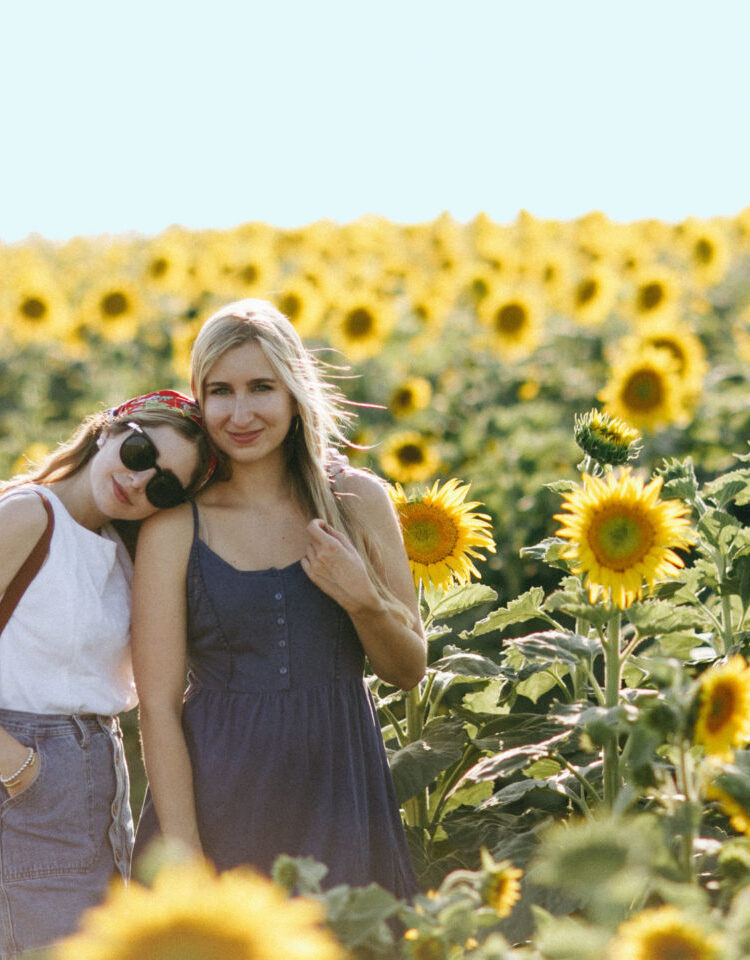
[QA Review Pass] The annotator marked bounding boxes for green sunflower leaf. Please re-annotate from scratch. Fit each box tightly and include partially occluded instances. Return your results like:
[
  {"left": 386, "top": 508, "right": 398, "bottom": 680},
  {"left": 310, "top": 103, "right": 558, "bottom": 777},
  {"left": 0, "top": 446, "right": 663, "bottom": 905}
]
[
  {"left": 702, "top": 469, "right": 750, "bottom": 508},
  {"left": 625, "top": 600, "right": 711, "bottom": 636},
  {"left": 389, "top": 716, "right": 468, "bottom": 802},
  {"left": 464, "top": 586, "right": 547, "bottom": 639}
]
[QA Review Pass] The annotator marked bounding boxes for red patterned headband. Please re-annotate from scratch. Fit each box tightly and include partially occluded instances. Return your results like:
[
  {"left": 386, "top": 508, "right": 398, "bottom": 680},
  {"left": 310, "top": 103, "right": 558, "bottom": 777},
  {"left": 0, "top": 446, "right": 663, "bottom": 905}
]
[
  {"left": 107, "top": 390, "right": 217, "bottom": 490},
  {"left": 108, "top": 389, "right": 204, "bottom": 426}
]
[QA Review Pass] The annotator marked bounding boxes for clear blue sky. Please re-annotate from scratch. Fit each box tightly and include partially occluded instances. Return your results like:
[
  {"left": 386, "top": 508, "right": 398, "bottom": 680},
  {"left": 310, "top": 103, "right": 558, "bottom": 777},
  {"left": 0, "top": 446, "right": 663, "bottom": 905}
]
[{"left": 1, "top": 0, "right": 748, "bottom": 243}]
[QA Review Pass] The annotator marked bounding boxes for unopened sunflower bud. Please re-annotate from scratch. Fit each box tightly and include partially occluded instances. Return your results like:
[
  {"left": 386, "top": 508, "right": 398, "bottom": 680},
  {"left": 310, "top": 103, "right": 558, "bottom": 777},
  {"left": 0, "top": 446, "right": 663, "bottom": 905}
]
[{"left": 574, "top": 409, "right": 641, "bottom": 467}]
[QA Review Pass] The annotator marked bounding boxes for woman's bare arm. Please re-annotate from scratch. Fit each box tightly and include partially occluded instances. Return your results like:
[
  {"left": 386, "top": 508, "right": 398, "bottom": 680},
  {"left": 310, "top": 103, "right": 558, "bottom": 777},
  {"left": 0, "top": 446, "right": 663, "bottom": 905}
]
[{"left": 131, "top": 505, "right": 202, "bottom": 853}]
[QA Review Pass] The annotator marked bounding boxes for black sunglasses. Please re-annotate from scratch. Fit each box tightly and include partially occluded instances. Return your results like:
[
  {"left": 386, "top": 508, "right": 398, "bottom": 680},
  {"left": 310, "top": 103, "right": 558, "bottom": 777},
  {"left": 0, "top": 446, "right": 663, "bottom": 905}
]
[{"left": 119, "top": 422, "right": 188, "bottom": 510}]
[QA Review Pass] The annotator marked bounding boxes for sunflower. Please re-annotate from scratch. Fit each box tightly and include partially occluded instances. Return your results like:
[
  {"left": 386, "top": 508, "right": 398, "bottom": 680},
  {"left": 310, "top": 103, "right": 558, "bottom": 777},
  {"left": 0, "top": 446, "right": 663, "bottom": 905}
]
[
  {"left": 618, "top": 324, "right": 707, "bottom": 393},
  {"left": 79, "top": 275, "right": 150, "bottom": 343},
  {"left": 598, "top": 347, "right": 690, "bottom": 433},
  {"left": 624, "top": 265, "right": 682, "bottom": 325},
  {"left": 476, "top": 285, "right": 544, "bottom": 360},
  {"left": 693, "top": 656, "right": 750, "bottom": 759},
  {"left": 389, "top": 377, "right": 433, "bottom": 418},
  {"left": 554, "top": 468, "right": 695, "bottom": 608},
  {"left": 479, "top": 848, "right": 523, "bottom": 918},
  {"left": 402, "top": 930, "right": 447, "bottom": 960},
  {"left": 706, "top": 781, "right": 750, "bottom": 836},
  {"left": 379, "top": 431, "right": 441, "bottom": 485},
  {"left": 574, "top": 409, "right": 642, "bottom": 467},
  {"left": 389, "top": 477, "right": 496, "bottom": 591},
  {"left": 326, "top": 294, "right": 396, "bottom": 361},
  {"left": 567, "top": 264, "right": 620, "bottom": 326},
  {"left": 608, "top": 905, "right": 721, "bottom": 960},
  {"left": 271, "top": 278, "right": 327, "bottom": 339},
  {"left": 54, "top": 858, "right": 343, "bottom": 960},
  {"left": 202, "top": 230, "right": 280, "bottom": 301},
  {"left": 138, "top": 226, "right": 201, "bottom": 303},
  {"left": 2, "top": 256, "right": 76, "bottom": 345},
  {"left": 676, "top": 217, "right": 731, "bottom": 289}
]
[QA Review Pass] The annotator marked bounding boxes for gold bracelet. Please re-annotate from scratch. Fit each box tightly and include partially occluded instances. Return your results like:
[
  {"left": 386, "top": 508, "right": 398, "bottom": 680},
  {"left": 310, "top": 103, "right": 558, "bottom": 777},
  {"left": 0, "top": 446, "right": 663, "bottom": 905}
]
[{"left": 0, "top": 747, "right": 36, "bottom": 786}]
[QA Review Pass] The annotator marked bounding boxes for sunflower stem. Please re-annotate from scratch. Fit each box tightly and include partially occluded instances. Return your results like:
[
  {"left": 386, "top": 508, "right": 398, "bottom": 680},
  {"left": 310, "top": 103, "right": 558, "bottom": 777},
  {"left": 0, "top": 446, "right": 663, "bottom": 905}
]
[
  {"left": 404, "top": 685, "right": 429, "bottom": 830},
  {"left": 675, "top": 739, "right": 698, "bottom": 883},
  {"left": 720, "top": 593, "right": 733, "bottom": 655},
  {"left": 603, "top": 608, "right": 623, "bottom": 808}
]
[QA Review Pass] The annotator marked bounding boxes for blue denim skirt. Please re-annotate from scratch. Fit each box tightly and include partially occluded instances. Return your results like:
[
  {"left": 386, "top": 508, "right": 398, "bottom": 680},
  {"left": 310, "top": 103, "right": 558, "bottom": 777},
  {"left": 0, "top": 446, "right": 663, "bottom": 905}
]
[{"left": 0, "top": 709, "right": 133, "bottom": 959}]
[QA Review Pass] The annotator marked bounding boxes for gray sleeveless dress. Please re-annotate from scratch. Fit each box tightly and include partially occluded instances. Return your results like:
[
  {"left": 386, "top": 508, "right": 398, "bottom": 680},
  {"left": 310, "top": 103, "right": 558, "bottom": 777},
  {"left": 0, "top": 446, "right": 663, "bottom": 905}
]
[{"left": 135, "top": 501, "right": 418, "bottom": 898}]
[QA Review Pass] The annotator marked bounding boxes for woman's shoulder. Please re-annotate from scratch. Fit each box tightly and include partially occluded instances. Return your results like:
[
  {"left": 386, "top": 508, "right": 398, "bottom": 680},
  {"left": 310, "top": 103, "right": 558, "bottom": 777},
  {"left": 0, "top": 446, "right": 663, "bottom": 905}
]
[
  {"left": 0, "top": 486, "right": 50, "bottom": 538},
  {"left": 139, "top": 500, "right": 195, "bottom": 542},
  {"left": 334, "top": 466, "right": 393, "bottom": 514}
]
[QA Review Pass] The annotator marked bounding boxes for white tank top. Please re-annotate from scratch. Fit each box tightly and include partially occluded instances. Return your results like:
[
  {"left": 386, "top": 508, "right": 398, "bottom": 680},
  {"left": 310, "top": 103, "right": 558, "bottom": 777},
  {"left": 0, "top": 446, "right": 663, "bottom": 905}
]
[{"left": 0, "top": 485, "right": 137, "bottom": 715}]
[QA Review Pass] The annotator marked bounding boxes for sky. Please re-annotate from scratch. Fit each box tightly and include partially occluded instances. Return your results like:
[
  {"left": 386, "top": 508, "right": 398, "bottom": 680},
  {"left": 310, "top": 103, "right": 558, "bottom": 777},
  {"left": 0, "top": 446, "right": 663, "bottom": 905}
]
[{"left": 0, "top": 0, "right": 748, "bottom": 244}]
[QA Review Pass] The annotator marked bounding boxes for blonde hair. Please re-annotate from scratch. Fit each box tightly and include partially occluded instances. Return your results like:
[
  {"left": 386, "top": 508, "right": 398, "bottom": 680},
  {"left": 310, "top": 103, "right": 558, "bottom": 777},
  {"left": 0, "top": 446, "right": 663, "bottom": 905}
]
[{"left": 191, "top": 298, "right": 411, "bottom": 624}]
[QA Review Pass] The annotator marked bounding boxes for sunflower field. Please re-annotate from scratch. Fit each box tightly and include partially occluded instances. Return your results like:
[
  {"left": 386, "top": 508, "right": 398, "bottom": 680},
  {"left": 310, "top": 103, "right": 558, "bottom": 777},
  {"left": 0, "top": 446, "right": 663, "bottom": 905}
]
[{"left": 7, "top": 209, "right": 750, "bottom": 958}]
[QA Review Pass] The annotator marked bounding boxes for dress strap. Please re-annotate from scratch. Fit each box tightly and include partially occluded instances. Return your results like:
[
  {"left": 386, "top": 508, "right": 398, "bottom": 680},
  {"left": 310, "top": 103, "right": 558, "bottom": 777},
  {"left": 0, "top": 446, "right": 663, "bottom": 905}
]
[{"left": 189, "top": 499, "right": 200, "bottom": 543}]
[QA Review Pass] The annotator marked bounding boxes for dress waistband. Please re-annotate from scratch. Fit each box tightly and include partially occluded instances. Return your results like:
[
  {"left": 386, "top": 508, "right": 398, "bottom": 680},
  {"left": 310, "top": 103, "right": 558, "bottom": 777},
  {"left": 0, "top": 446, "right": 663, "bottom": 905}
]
[{"left": 0, "top": 708, "right": 118, "bottom": 737}]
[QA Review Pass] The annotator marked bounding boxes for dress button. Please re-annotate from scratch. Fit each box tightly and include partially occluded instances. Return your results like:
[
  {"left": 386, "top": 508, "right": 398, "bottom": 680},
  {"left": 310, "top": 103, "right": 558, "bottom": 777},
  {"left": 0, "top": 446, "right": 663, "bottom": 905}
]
[
  {"left": 275, "top": 592, "right": 283, "bottom": 601},
  {"left": 279, "top": 639, "right": 286, "bottom": 648},
  {"left": 277, "top": 616, "right": 285, "bottom": 625},
  {"left": 279, "top": 666, "right": 288, "bottom": 675}
]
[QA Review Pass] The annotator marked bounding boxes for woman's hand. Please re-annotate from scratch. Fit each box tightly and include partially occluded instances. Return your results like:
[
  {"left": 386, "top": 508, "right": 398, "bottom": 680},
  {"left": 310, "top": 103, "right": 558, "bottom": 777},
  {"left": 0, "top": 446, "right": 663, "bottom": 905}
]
[
  {"left": 301, "top": 519, "right": 382, "bottom": 615},
  {"left": 0, "top": 745, "right": 39, "bottom": 798}
]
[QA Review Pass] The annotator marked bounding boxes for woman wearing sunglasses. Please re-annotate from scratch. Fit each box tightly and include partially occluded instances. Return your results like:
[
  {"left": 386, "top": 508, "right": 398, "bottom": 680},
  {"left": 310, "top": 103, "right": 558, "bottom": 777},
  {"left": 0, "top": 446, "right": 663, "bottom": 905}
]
[
  {"left": 132, "top": 300, "right": 426, "bottom": 898},
  {"left": 0, "top": 390, "right": 214, "bottom": 959}
]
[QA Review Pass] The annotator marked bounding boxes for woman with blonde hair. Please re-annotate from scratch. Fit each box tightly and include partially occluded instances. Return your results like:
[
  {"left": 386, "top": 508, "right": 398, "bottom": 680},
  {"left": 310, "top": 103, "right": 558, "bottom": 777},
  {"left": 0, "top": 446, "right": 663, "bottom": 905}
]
[
  {"left": 0, "top": 390, "right": 214, "bottom": 959},
  {"left": 133, "top": 299, "right": 425, "bottom": 897}
]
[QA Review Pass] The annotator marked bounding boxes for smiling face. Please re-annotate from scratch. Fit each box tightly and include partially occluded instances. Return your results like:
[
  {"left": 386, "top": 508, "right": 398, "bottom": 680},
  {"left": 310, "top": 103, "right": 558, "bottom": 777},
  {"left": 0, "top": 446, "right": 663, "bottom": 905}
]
[
  {"left": 201, "top": 340, "right": 297, "bottom": 465},
  {"left": 91, "top": 423, "right": 200, "bottom": 521}
]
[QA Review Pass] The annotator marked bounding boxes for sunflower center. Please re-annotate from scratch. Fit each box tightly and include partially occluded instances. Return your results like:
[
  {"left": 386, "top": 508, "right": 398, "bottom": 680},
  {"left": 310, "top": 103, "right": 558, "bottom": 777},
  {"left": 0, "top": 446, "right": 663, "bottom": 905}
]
[
  {"left": 240, "top": 264, "right": 259, "bottom": 285},
  {"left": 588, "top": 507, "right": 653, "bottom": 570},
  {"left": 280, "top": 293, "right": 301, "bottom": 320},
  {"left": 621, "top": 369, "right": 664, "bottom": 412},
  {"left": 576, "top": 279, "right": 598, "bottom": 306},
  {"left": 128, "top": 926, "right": 253, "bottom": 960},
  {"left": 150, "top": 257, "right": 169, "bottom": 279},
  {"left": 393, "top": 388, "right": 415, "bottom": 411},
  {"left": 644, "top": 931, "right": 704, "bottom": 960},
  {"left": 20, "top": 297, "right": 47, "bottom": 320},
  {"left": 494, "top": 303, "right": 527, "bottom": 335},
  {"left": 401, "top": 504, "right": 459, "bottom": 564},
  {"left": 101, "top": 292, "right": 128, "bottom": 317},
  {"left": 471, "top": 276, "right": 490, "bottom": 300},
  {"left": 694, "top": 238, "right": 714, "bottom": 264},
  {"left": 397, "top": 443, "right": 425, "bottom": 466},
  {"left": 345, "top": 307, "right": 374, "bottom": 338},
  {"left": 638, "top": 281, "right": 665, "bottom": 312},
  {"left": 705, "top": 680, "right": 738, "bottom": 734}
]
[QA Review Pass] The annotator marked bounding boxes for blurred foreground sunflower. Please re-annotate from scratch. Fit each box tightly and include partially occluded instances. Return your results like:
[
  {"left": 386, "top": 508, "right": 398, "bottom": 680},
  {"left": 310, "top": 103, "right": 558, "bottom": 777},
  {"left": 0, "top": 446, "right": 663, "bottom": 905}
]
[
  {"left": 390, "top": 478, "right": 496, "bottom": 591},
  {"left": 479, "top": 848, "right": 523, "bottom": 918},
  {"left": 54, "top": 858, "right": 343, "bottom": 960},
  {"left": 555, "top": 468, "right": 695, "bottom": 608},
  {"left": 693, "top": 656, "right": 750, "bottom": 759},
  {"left": 608, "top": 905, "right": 721, "bottom": 960}
]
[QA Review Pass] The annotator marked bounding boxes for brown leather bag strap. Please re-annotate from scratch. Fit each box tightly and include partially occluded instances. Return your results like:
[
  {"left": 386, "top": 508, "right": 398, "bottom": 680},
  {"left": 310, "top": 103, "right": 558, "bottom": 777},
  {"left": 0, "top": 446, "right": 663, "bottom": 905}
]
[{"left": 0, "top": 491, "right": 55, "bottom": 635}]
